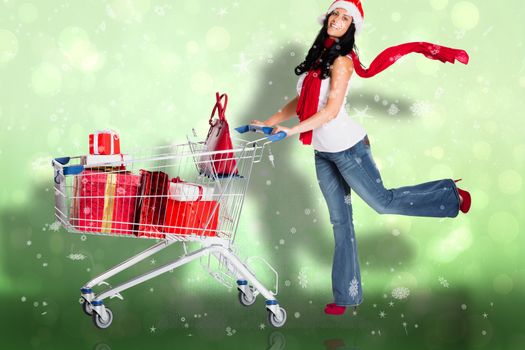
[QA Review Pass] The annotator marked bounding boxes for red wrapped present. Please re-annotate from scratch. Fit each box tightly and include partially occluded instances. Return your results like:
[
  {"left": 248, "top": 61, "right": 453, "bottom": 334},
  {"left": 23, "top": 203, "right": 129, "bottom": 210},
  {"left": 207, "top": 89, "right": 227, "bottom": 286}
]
[
  {"left": 163, "top": 199, "right": 219, "bottom": 236},
  {"left": 133, "top": 170, "right": 170, "bottom": 238},
  {"left": 89, "top": 130, "right": 121, "bottom": 155},
  {"left": 70, "top": 170, "right": 140, "bottom": 235}
]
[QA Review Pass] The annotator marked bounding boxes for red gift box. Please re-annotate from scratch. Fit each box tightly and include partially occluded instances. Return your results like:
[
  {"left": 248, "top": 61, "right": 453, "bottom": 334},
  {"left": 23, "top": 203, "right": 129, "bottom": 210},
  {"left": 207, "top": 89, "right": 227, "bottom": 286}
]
[
  {"left": 163, "top": 199, "right": 219, "bottom": 236},
  {"left": 89, "top": 130, "right": 121, "bottom": 155},
  {"left": 133, "top": 170, "right": 170, "bottom": 238},
  {"left": 70, "top": 170, "right": 140, "bottom": 234}
]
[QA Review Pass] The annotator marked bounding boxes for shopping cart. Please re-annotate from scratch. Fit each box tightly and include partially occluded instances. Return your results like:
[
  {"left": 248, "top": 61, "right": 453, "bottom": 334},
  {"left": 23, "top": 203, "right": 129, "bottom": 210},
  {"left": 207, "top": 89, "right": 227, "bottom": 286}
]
[{"left": 51, "top": 125, "right": 288, "bottom": 329}]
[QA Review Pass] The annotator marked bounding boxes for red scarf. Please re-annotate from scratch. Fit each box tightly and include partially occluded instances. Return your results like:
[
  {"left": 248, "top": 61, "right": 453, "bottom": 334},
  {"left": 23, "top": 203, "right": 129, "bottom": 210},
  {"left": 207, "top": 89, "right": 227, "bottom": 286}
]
[{"left": 296, "top": 40, "right": 470, "bottom": 145}]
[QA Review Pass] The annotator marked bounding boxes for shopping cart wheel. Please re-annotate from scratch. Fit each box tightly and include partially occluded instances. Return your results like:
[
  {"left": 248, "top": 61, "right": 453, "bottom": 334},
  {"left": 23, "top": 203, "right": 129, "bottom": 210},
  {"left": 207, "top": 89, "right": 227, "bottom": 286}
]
[
  {"left": 93, "top": 308, "right": 113, "bottom": 329},
  {"left": 238, "top": 289, "right": 257, "bottom": 306},
  {"left": 267, "top": 307, "right": 287, "bottom": 328},
  {"left": 82, "top": 300, "right": 93, "bottom": 316}
]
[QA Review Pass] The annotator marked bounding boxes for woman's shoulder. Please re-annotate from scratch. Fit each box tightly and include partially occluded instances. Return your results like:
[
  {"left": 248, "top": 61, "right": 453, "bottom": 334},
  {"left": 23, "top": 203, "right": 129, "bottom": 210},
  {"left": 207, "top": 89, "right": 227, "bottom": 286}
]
[{"left": 334, "top": 54, "right": 354, "bottom": 68}]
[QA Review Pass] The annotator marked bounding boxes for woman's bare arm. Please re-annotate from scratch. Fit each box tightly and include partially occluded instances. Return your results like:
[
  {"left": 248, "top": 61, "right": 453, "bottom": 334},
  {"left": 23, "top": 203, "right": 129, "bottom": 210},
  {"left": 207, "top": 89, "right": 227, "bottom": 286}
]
[{"left": 278, "top": 56, "right": 353, "bottom": 136}]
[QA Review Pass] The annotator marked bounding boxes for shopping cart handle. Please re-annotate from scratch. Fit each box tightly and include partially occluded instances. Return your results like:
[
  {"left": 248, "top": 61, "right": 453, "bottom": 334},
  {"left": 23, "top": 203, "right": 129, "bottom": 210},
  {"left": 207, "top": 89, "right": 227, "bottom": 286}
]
[
  {"left": 54, "top": 157, "right": 71, "bottom": 165},
  {"left": 235, "top": 124, "right": 287, "bottom": 142}
]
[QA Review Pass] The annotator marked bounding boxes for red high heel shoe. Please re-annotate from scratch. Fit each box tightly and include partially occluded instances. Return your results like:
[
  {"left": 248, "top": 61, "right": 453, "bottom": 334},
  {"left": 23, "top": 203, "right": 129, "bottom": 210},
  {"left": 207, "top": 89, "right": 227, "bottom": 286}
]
[
  {"left": 325, "top": 303, "right": 346, "bottom": 315},
  {"left": 454, "top": 179, "right": 471, "bottom": 214},
  {"left": 324, "top": 303, "right": 358, "bottom": 315}
]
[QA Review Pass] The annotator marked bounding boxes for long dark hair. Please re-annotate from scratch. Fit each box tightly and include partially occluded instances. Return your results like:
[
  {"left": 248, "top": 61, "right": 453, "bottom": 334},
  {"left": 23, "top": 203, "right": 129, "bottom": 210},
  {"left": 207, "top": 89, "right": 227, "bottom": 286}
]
[{"left": 295, "top": 12, "right": 358, "bottom": 79}]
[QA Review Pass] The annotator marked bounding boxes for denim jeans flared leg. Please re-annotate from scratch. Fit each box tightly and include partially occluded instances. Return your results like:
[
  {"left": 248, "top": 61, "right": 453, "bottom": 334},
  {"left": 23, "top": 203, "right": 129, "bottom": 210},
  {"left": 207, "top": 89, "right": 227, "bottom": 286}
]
[
  {"left": 315, "top": 151, "right": 363, "bottom": 306},
  {"left": 314, "top": 135, "right": 461, "bottom": 306},
  {"left": 333, "top": 138, "right": 461, "bottom": 218}
]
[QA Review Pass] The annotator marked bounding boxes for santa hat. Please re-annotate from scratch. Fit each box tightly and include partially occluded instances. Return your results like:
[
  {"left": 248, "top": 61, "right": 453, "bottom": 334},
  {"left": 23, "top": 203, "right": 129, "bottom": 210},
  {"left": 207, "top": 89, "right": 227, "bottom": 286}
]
[{"left": 318, "top": 0, "right": 364, "bottom": 35}]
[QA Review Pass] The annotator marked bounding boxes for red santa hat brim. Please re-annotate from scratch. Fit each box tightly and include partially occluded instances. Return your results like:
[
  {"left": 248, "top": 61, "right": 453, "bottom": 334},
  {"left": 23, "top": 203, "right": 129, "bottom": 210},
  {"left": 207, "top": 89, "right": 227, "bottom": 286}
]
[{"left": 318, "top": 1, "right": 364, "bottom": 35}]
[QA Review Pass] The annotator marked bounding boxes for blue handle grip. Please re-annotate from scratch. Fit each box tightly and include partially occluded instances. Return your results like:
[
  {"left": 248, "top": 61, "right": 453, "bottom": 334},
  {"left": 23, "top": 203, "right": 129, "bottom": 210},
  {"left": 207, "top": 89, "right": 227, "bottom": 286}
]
[{"left": 235, "top": 124, "right": 287, "bottom": 142}]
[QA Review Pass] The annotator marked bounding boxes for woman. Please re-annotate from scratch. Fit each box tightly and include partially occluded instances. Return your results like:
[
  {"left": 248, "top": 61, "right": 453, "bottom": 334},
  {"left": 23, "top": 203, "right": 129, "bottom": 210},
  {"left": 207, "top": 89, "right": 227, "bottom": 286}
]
[{"left": 251, "top": 0, "right": 472, "bottom": 315}]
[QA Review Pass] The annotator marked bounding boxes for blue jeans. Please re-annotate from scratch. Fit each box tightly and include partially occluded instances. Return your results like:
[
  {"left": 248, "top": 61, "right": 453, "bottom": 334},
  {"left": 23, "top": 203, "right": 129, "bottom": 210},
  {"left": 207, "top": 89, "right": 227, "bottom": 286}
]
[{"left": 314, "top": 135, "right": 461, "bottom": 306}]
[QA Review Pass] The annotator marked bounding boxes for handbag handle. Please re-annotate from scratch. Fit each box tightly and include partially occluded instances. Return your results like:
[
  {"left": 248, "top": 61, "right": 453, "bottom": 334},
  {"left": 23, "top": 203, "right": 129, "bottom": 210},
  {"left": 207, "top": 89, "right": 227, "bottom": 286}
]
[{"left": 209, "top": 92, "right": 228, "bottom": 125}]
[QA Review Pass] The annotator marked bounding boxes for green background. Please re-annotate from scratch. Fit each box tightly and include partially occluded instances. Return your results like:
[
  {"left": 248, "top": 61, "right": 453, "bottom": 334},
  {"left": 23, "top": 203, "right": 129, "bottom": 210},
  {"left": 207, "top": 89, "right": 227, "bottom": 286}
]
[{"left": 1, "top": 0, "right": 524, "bottom": 349}]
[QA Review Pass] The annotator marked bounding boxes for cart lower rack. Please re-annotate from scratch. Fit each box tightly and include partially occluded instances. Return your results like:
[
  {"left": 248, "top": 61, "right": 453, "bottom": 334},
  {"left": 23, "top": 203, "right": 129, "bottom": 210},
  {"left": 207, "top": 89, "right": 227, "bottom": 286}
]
[{"left": 51, "top": 132, "right": 287, "bottom": 328}]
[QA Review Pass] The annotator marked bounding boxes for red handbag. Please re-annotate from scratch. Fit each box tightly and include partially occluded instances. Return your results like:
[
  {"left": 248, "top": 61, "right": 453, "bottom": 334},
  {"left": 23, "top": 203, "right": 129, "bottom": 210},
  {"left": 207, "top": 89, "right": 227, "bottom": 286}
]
[{"left": 202, "top": 92, "right": 238, "bottom": 176}]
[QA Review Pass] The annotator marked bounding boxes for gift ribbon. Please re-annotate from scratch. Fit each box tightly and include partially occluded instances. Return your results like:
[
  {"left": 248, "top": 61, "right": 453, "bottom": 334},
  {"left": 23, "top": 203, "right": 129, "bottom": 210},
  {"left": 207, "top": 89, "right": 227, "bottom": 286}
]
[{"left": 101, "top": 173, "right": 117, "bottom": 233}]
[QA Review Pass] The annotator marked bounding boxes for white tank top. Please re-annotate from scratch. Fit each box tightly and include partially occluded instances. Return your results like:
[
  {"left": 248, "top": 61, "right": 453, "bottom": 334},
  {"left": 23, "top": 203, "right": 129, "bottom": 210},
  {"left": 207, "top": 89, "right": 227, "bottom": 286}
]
[{"left": 296, "top": 70, "right": 367, "bottom": 153}]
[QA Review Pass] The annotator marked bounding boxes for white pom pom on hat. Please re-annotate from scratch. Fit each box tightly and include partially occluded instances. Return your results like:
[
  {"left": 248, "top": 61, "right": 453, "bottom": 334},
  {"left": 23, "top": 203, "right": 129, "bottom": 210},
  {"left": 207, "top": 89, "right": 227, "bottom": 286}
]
[{"left": 318, "top": 0, "right": 365, "bottom": 35}]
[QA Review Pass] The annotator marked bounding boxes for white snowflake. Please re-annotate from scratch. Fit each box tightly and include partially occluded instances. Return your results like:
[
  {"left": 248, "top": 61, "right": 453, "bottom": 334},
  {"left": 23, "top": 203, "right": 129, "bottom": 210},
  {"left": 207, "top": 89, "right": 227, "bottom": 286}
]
[
  {"left": 258, "top": 323, "right": 266, "bottom": 330},
  {"left": 48, "top": 221, "right": 61, "bottom": 231},
  {"left": 438, "top": 276, "right": 450, "bottom": 288},
  {"left": 298, "top": 268, "right": 308, "bottom": 288},
  {"left": 216, "top": 8, "right": 228, "bottom": 18},
  {"left": 32, "top": 156, "right": 52, "bottom": 171},
  {"left": 344, "top": 194, "right": 352, "bottom": 205},
  {"left": 66, "top": 253, "right": 86, "bottom": 261},
  {"left": 353, "top": 105, "right": 371, "bottom": 123},
  {"left": 410, "top": 100, "right": 433, "bottom": 117},
  {"left": 455, "top": 29, "right": 466, "bottom": 39},
  {"left": 392, "top": 286, "right": 410, "bottom": 300},
  {"left": 429, "top": 44, "right": 441, "bottom": 56},
  {"left": 233, "top": 53, "right": 253, "bottom": 75},
  {"left": 116, "top": 186, "right": 126, "bottom": 195},
  {"left": 225, "top": 326, "right": 236, "bottom": 336},
  {"left": 388, "top": 104, "right": 400, "bottom": 116},
  {"left": 348, "top": 277, "right": 359, "bottom": 299}
]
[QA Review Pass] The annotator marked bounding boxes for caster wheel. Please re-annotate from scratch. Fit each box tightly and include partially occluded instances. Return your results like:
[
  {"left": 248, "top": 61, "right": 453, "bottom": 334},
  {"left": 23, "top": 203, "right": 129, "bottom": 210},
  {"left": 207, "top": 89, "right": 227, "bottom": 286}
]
[
  {"left": 82, "top": 300, "right": 93, "bottom": 316},
  {"left": 93, "top": 308, "right": 113, "bottom": 329},
  {"left": 267, "top": 307, "right": 287, "bottom": 328},
  {"left": 238, "top": 289, "right": 256, "bottom": 307}
]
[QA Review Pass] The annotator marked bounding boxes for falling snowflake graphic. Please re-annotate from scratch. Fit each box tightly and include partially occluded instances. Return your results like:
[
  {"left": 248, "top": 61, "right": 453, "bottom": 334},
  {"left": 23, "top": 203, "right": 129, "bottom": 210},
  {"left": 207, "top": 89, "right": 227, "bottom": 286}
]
[
  {"left": 392, "top": 287, "right": 410, "bottom": 300},
  {"left": 116, "top": 186, "right": 126, "bottom": 195},
  {"left": 348, "top": 277, "right": 359, "bottom": 299},
  {"left": 429, "top": 44, "right": 441, "bottom": 56},
  {"left": 388, "top": 104, "right": 400, "bottom": 116},
  {"left": 298, "top": 268, "right": 308, "bottom": 288},
  {"left": 49, "top": 221, "right": 61, "bottom": 231},
  {"left": 32, "top": 156, "right": 52, "bottom": 171},
  {"left": 344, "top": 194, "right": 352, "bottom": 205},
  {"left": 225, "top": 326, "right": 236, "bottom": 336},
  {"left": 438, "top": 276, "right": 450, "bottom": 288},
  {"left": 66, "top": 253, "right": 87, "bottom": 261},
  {"left": 410, "top": 100, "right": 433, "bottom": 117}
]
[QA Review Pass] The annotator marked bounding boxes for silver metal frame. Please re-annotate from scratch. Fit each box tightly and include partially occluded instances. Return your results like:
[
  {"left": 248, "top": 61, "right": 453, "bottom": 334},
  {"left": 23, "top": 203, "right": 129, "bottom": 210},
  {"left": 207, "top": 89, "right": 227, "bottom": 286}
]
[{"left": 52, "top": 136, "right": 286, "bottom": 328}]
